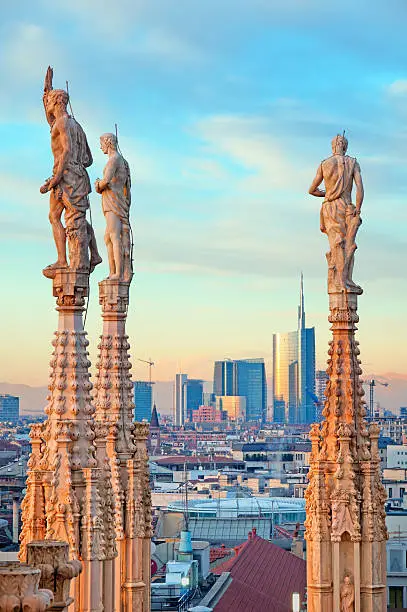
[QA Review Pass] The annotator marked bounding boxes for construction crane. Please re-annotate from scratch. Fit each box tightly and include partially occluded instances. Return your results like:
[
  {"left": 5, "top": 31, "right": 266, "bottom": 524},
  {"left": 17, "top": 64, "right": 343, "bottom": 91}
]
[
  {"left": 362, "top": 379, "right": 389, "bottom": 419},
  {"left": 135, "top": 357, "right": 155, "bottom": 384}
]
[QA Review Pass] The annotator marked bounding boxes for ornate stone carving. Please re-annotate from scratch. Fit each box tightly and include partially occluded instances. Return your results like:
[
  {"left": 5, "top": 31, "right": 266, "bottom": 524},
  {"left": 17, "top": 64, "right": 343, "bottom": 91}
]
[
  {"left": 306, "top": 141, "right": 387, "bottom": 611},
  {"left": 18, "top": 269, "right": 117, "bottom": 612},
  {"left": 93, "top": 274, "right": 151, "bottom": 608},
  {"left": 0, "top": 563, "right": 53, "bottom": 612},
  {"left": 26, "top": 541, "right": 81, "bottom": 612}
]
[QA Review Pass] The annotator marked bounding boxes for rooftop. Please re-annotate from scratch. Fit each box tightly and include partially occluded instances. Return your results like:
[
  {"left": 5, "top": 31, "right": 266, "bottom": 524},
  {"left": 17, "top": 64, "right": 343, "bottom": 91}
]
[
  {"left": 167, "top": 496, "right": 306, "bottom": 517},
  {"left": 205, "top": 533, "right": 306, "bottom": 612},
  {"left": 156, "top": 456, "right": 244, "bottom": 466}
]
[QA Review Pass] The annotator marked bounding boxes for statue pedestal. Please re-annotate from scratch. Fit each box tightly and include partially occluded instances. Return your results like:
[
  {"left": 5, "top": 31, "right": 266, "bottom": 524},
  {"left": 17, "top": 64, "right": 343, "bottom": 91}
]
[
  {"left": 0, "top": 562, "right": 53, "bottom": 611},
  {"left": 305, "top": 288, "right": 388, "bottom": 612},
  {"left": 52, "top": 269, "right": 89, "bottom": 331},
  {"left": 20, "top": 267, "right": 108, "bottom": 612},
  {"left": 94, "top": 278, "right": 152, "bottom": 612},
  {"left": 27, "top": 541, "right": 81, "bottom": 612}
]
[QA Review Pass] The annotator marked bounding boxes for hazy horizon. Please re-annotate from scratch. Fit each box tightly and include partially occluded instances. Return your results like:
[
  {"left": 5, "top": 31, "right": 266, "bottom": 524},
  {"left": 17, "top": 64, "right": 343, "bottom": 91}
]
[{"left": 1, "top": 1, "right": 407, "bottom": 387}]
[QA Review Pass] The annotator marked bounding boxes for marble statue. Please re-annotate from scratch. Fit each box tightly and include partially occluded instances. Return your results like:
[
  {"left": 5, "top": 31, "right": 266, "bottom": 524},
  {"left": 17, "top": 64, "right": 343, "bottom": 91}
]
[
  {"left": 40, "top": 67, "right": 101, "bottom": 277},
  {"left": 340, "top": 575, "right": 355, "bottom": 612},
  {"left": 309, "top": 134, "right": 364, "bottom": 294},
  {"left": 95, "top": 133, "right": 132, "bottom": 281}
]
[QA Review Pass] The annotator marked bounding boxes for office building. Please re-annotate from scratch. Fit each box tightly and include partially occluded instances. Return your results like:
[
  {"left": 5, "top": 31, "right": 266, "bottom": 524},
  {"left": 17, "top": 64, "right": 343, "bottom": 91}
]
[
  {"left": 235, "top": 359, "right": 267, "bottom": 422},
  {"left": 216, "top": 396, "right": 246, "bottom": 422},
  {"left": 183, "top": 379, "right": 204, "bottom": 422},
  {"left": 133, "top": 381, "right": 153, "bottom": 422},
  {"left": 203, "top": 392, "right": 216, "bottom": 407},
  {"left": 212, "top": 358, "right": 267, "bottom": 423},
  {"left": 192, "top": 406, "right": 224, "bottom": 423},
  {"left": 272, "top": 398, "right": 285, "bottom": 423},
  {"left": 272, "top": 331, "right": 298, "bottom": 423},
  {"left": 173, "top": 375, "right": 204, "bottom": 425},
  {"left": 0, "top": 395, "right": 19, "bottom": 425},
  {"left": 213, "top": 360, "right": 235, "bottom": 396},
  {"left": 174, "top": 373, "right": 187, "bottom": 426},
  {"left": 272, "top": 275, "right": 316, "bottom": 424}
]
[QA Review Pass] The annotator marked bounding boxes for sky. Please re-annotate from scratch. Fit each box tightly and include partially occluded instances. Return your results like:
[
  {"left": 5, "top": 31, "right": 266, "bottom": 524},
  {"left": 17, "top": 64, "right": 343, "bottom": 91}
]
[{"left": 1, "top": 0, "right": 407, "bottom": 391}]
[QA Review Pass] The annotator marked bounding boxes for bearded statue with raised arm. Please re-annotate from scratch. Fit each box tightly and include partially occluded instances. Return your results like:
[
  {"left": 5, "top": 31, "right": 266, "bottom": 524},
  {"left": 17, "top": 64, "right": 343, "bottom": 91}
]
[
  {"left": 95, "top": 132, "right": 132, "bottom": 282},
  {"left": 40, "top": 66, "right": 102, "bottom": 278},
  {"left": 309, "top": 134, "right": 364, "bottom": 294}
]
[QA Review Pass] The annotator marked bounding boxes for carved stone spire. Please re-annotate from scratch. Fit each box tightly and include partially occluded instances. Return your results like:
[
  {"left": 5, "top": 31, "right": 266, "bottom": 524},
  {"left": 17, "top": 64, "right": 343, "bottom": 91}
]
[
  {"left": 306, "top": 142, "right": 387, "bottom": 612},
  {"left": 93, "top": 279, "right": 151, "bottom": 611},
  {"left": 19, "top": 271, "right": 108, "bottom": 612}
]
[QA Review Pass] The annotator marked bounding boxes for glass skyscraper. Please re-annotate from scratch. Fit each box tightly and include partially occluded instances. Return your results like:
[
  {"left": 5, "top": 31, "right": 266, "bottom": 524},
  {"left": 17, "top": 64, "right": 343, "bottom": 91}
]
[
  {"left": 0, "top": 395, "right": 19, "bottom": 425},
  {"left": 183, "top": 379, "right": 204, "bottom": 422},
  {"left": 174, "top": 373, "right": 187, "bottom": 426},
  {"left": 272, "top": 331, "right": 298, "bottom": 423},
  {"left": 133, "top": 381, "right": 153, "bottom": 422},
  {"left": 213, "top": 358, "right": 267, "bottom": 423},
  {"left": 213, "top": 360, "right": 235, "bottom": 396},
  {"left": 272, "top": 275, "right": 316, "bottom": 424},
  {"left": 173, "top": 375, "right": 204, "bottom": 425}
]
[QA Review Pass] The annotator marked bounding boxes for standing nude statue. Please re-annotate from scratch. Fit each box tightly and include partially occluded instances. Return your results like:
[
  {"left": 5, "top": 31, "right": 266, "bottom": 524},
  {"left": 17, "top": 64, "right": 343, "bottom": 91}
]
[
  {"left": 309, "top": 134, "right": 364, "bottom": 294},
  {"left": 95, "top": 133, "right": 132, "bottom": 281},
  {"left": 340, "top": 575, "right": 355, "bottom": 612},
  {"left": 40, "top": 67, "right": 101, "bottom": 278}
]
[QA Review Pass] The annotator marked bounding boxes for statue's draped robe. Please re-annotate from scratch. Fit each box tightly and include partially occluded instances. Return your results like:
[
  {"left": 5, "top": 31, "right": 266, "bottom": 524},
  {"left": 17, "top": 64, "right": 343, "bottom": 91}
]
[
  {"left": 320, "top": 155, "right": 356, "bottom": 246},
  {"left": 101, "top": 157, "right": 131, "bottom": 227},
  {"left": 54, "top": 117, "right": 92, "bottom": 225}
]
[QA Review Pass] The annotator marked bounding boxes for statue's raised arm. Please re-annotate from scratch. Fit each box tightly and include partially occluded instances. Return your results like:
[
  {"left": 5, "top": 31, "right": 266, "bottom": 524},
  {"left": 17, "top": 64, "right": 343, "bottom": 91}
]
[
  {"left": 43, "top": 66, "right": 54, "bottom": 127},
  {"left": 40, "top": 68, "right": 101, "bottom": 279},
  {"left": 309, "top": 134, "right": 363, "bottom": 295}
]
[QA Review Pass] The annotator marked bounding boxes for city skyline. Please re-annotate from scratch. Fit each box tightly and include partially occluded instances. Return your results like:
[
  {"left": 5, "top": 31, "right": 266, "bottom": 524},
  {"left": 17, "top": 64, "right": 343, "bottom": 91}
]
[
  {"left": 1, "top": 2, "right": 407, "bottom": 388},
  {"left": 272, "top": 275, "right": 316, "bottom": 423}
]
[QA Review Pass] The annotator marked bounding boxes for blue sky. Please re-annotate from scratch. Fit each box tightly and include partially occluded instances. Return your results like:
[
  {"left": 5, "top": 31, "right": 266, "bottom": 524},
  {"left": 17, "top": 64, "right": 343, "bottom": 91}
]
[{"left": 1, "top": 0, "right": 407, "bottom": 388}]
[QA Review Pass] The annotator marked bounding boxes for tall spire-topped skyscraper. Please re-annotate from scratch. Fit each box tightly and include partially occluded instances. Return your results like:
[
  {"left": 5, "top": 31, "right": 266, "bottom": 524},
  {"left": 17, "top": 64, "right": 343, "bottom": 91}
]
[
  {"left": 298, "top": 271, "right": 306, "bottom": 330},
  {"left": 272, "top": 274, "right": 316, "bottom": 423},
  {"left": 298, "top": 274, "right": 316, "bottom": 423}
]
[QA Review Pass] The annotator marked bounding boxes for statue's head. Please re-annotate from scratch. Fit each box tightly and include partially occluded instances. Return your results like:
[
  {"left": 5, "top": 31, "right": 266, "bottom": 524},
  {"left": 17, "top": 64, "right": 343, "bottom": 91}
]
[
  {"left": 332, "top": 134, "right": 348, "bottom": 155},
  {"left": 46, "top": 89, "right": 69, "bottom": 116},
  {"left": 100, "top": 133, "right": 118, "bottom": 154}
]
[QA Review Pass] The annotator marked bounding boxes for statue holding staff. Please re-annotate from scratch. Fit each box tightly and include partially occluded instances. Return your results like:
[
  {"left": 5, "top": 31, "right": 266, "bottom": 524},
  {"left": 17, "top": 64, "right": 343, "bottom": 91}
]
[
  {"left": 309, "top": 134, "right": 364, "bottom": 294},
  {"left": 40, "top": 66, "right": 101, "bottom": 277},
  {"left": 95, "top": 133, "right": 132, "bottom": 281},
  {"left": 340, "top": 575, "right": 355, "bottom": 612}
]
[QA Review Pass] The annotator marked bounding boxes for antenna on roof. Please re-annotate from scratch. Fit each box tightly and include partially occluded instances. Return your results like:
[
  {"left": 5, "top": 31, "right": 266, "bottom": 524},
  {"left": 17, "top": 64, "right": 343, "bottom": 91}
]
[
  {"left": 115, "top": 122, "right": 124, "bottom": 156},
  {"left": 65, "top": 81, "right": 75, "bottom": 118}
]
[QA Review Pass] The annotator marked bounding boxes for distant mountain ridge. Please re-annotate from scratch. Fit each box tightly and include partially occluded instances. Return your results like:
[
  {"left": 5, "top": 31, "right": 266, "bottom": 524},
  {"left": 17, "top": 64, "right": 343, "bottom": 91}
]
[
  {"left": 1, "top": 372, "right": 406, "bottom": 416},
  {"left": 0, "top": 381, "right": 176, "bottom": 416}
]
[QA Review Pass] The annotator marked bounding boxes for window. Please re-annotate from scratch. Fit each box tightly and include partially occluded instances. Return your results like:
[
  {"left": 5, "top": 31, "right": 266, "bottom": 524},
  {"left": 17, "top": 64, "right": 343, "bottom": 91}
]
[
  {"left": 389, "top": 587, "right": 403, "bottom": 608},
  {"left": 389, "top": 488, "right": 393, "bottom": 498}
]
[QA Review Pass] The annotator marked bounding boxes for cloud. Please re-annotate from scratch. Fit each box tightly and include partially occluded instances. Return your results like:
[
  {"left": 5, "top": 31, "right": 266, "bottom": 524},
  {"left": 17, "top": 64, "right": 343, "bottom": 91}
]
[
  {"left": 192, "top": 114, "right": 310, "bottom": 193},
  {"left": 139, "top": 28, "right": 206, "bottom": 65},
  {"left": 0, "top": 23, "right": 55, "bottom": 81},
  {"left": 39, "top": 0, "right": 145, "bottom": 36},
  {"left": 0, "top": 22, "right": 66, "bottom": 121},
  {"left": 388, "top": 80, "right": 407, "bottom": 95}
]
